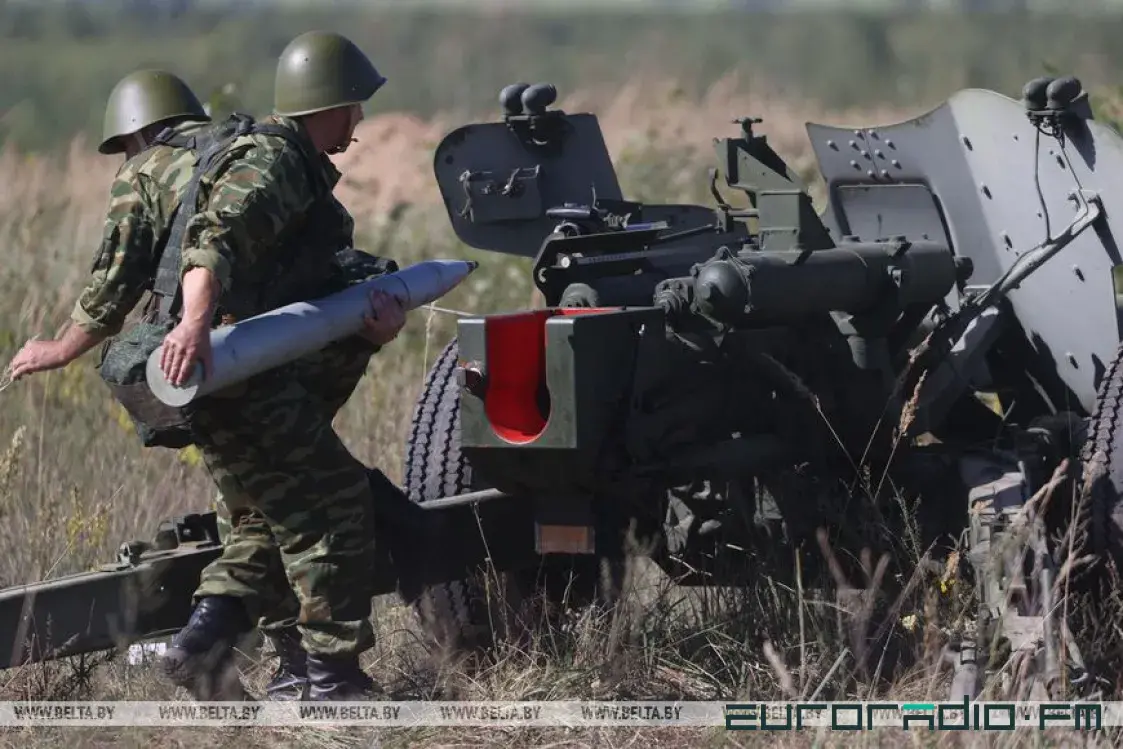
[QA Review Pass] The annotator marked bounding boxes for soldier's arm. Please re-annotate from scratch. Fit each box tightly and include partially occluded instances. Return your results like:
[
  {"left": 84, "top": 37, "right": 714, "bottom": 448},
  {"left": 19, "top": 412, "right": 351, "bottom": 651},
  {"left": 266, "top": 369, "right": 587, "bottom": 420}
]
[
  {"left": 62, "top": 172, "right": 156, "bottom": 362},
  {"left": 158, "top": 265, "right": 219, "bottom": 387},
  {"left": 7, "top": 175, "right": 157, "bottom": 380},
  {"left": 160, "top": 141, "right": 312, "bottom": 386},
  {"left": 45, "top": 325, "right": 104, "bottom": 364},
  {"left": 70, "top": 173, "right": 161, "bottom": 342}
]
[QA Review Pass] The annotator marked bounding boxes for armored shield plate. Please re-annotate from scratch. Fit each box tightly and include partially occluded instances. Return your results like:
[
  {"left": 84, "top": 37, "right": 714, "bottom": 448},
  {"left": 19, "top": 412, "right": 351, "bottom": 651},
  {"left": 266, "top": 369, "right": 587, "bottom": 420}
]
[
  {"left": 807, "top": 89, "right": 1123, "bottom": 414},
  {"left": 432, "top": 114, "right": 623, "bottom": 257},
  {"left": 433, "top": 113, "right": 715, "bottom": 258}
]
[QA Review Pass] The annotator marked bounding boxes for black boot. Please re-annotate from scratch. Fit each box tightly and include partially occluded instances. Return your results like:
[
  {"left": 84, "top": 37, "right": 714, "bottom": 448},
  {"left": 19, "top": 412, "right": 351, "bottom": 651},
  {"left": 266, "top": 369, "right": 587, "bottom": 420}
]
[
  {"left": 262, "top": 629, "right": 309, "bottom": 701},
  {"left": 305, "top": 653, "right": 379, "bottom": 701},
  {"left": 162, "top": 596, "right": 253, "bottom": 700}
]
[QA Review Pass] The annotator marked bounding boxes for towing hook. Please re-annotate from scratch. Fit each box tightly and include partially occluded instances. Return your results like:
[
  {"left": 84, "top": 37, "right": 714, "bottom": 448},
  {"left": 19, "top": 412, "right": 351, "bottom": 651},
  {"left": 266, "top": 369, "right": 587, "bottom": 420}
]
[{"left": 456, "top": 361, "right": 487, "bottom": 396}]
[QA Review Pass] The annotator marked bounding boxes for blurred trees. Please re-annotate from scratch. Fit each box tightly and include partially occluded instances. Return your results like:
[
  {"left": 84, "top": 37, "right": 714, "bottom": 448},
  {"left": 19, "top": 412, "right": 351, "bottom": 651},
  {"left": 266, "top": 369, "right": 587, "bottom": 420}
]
[{"left": 1, "top": 2, "right": 1121, "bottom": 151}]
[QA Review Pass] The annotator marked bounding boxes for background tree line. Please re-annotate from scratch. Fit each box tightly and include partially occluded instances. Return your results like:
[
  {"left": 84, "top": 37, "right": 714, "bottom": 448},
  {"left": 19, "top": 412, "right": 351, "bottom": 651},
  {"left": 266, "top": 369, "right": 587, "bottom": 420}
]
[{"left": 2, "top": 1, "right": 1123, "bottom": 151}]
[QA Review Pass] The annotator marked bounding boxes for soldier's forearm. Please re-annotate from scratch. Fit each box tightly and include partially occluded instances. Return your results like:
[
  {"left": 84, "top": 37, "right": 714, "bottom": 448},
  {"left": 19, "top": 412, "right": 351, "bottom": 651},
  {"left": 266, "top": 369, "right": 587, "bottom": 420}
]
[
  {"left": 180, "top": 267, "right": 220, "bottom": 326},
  {"left": 55, "top": 324, "right": 107, "bottom": 364}
]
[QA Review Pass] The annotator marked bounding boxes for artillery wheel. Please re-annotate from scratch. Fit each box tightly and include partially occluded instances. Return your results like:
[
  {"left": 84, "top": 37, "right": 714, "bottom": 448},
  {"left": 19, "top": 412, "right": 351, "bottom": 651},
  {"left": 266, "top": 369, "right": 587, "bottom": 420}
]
[
  {"left": 403, "top": 338, "right": 623, "bottom": 655},
  {"left": 1080, "top": 341, "right": 1123, "bottom": 568}
]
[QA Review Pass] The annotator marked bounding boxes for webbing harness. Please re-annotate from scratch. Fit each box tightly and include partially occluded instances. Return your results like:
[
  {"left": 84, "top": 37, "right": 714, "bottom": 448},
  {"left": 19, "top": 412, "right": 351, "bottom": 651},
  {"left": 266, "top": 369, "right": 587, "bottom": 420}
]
[
  {"left": 95, "top": 113, "right": 329, "bottom": 450},
  {"left": 144, "top": 112, "right": 326, "bottom": 321}
]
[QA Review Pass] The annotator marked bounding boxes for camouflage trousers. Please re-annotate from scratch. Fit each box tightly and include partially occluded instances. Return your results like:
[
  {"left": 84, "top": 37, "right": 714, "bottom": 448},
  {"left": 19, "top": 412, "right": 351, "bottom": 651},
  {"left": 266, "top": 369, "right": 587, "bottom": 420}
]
[
  {"left": 188, "top": 249, "right": 395, "bottom": 657},
  {"left": 190, "top": 333, "right": 379, "bottom": 656},
  {"left": 205, "top": 334, "right": 376, "bottom": 641}
]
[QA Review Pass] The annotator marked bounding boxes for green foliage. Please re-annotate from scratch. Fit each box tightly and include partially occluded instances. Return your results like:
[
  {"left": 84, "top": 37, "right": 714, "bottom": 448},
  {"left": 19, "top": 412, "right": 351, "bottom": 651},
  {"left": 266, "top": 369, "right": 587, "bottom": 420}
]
[{"left": 3, "top": 6, "right": 1123, "bottom": 151}]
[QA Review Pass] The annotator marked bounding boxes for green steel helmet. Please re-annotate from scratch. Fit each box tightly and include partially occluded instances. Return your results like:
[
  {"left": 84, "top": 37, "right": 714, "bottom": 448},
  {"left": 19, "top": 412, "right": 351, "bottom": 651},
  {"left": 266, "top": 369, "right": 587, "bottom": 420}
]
[
  {"left": 273, "top": 30, "right": 387, "bottom": 117},
  {"left": 99, "top": 69, "right": 210, "bottom": 155}
]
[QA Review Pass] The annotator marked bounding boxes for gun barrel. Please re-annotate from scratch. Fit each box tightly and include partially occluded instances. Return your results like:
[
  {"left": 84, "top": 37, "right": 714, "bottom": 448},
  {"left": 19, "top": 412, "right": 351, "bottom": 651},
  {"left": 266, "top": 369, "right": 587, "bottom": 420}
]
[
  {"left": 147, "top": 259, "right": 478, "bottom": 407},
  {"left": 692, "top": 240, "right": 957, "bottom": 323}
]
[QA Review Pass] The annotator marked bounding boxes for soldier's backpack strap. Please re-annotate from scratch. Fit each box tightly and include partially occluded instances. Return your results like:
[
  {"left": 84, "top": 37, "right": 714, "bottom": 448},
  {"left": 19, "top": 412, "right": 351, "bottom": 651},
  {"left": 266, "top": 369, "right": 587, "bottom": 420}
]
[
  {"left": 94, "top": 114, "right": 330, "bottom": 451},
  {"left": 149, "top": 114, "right": 328, "bottom": 322},
  {"left": 150, "top": 113, "right": 259, "bottom": 321}
]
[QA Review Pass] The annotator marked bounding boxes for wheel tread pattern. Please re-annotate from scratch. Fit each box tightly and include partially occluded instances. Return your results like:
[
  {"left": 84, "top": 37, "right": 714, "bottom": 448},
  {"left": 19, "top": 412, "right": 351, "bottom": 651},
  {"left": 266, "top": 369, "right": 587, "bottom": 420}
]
[
  {"left": 1080, "top": 342, "right": 1123, "bottom": 561},
  {"left": 402, "top": 339, "right": 489, "bottom": 650}
]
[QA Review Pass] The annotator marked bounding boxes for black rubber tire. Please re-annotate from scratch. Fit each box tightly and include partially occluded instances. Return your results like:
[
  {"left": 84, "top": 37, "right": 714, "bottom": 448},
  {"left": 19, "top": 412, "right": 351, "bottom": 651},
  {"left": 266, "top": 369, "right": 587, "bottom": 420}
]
[
  {"left": 403, "top": 338, "right": 621, "bottom": 654},
  {"left": 403, "top": 338, "right": 494, "bottom": 651},
  {"left": 1080, "top": 342, "right": 1123, "bottom": 567}
]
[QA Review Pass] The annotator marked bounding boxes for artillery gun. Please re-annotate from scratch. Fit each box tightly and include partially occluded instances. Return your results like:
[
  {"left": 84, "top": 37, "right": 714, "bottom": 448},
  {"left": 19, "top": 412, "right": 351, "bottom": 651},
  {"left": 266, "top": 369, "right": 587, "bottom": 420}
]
[{"left": 0, "top": 75, "right": 1119, "bottom": 702}]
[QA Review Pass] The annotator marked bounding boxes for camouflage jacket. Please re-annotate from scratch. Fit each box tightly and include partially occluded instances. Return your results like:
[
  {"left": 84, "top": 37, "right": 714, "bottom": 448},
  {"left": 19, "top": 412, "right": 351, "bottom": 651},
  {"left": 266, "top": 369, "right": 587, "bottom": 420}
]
[
  {"left": 72, "top": 119, "right": 211, "bottom": 337},
  {"left": 178, "top": 114, "right": 355, "bottom": 320}
]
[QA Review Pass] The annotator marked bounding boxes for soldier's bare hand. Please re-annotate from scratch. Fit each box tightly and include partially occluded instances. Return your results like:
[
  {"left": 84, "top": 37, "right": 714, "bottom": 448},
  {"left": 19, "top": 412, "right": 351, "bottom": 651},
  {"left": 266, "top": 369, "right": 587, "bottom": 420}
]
[
  {"left": 160, "top": 319, "right": 213, "bottom": 387},
  {"left": 360, "top": 289, "right": 406, "bottom": 346},
  {"left": 6, "top": 339, "right": 66, "bottom": 381}
]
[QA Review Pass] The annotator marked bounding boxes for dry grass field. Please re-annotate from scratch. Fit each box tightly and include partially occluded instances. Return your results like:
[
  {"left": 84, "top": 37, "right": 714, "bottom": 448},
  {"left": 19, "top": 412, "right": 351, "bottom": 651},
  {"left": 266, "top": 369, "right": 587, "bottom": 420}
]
[{"left": 0, "top": 75, "right": 1118, "bottom": 747}]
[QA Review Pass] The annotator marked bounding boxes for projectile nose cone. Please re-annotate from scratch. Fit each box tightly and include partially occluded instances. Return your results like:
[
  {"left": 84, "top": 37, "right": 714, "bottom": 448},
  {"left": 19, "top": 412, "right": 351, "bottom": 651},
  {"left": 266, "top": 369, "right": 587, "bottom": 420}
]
[{"left": 466, "top": 260, "right": 479, "bottom": 271}]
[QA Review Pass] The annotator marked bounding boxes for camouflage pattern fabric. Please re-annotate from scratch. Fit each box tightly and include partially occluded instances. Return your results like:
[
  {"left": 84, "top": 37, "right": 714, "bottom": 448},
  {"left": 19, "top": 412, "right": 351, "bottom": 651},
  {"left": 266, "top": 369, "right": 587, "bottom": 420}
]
[
  {"left": 180, "top": 116, "right": 392, "bottom": 657},
  {"left": 177, "top": 114, "right": 355, "bottom": 320},
  {"left": 72, "top": 119, "right": 211, "bottom": 337},
  {"left": 190, "top": 368, "right": 378, "bottom": 656},
  {"left": 208, "top": 334, "right": 382, "bottom": 635},
  {"left": 95, "top": 113, "right": 349, "bottom": 449},
  {"left": 207, "top": 249, "right": 397, "bottom": 638},
  {"left": 87, "top": 118, "right": 220, "bottom": 449},
  {"left": 208, "top": 479, "right": 300, "bottom": 632}
]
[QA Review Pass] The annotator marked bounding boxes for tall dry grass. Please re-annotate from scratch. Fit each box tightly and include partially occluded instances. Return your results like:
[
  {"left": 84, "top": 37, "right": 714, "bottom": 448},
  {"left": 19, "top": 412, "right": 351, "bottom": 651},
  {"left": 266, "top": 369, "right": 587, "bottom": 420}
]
[{"left": 0, "top": 78, "right": 1116, "bottom": 747}]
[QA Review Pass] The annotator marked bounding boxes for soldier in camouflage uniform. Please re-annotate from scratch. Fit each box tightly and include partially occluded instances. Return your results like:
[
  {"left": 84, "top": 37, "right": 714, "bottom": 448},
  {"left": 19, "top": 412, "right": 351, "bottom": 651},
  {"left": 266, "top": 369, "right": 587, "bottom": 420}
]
[
  {"left": 158, "top": 31, "right": 405, "bottom": 702},
  {"left": 4, "top": 69, "right": 336, "bottom": 701},
  {"left": 206, "top": 249, "right": 400, "bottom": 702},
  {"left": 6, "top": 69, "right": 212, "bottom": 391}
]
